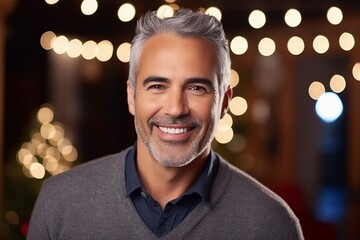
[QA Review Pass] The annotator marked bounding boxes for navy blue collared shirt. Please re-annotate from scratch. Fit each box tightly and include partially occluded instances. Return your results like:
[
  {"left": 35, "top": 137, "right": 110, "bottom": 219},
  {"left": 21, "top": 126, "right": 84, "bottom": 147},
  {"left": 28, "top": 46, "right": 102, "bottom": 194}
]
[{"left": 125, "top": 145, "right": 219, "bottom": 237}]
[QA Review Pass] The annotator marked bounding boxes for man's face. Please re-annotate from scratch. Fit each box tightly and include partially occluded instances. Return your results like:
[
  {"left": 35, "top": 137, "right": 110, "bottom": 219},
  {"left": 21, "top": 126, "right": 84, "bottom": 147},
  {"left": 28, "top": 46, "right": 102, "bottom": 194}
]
[{"left": 127, "top": 33, "right": 228, "bottom": 167}]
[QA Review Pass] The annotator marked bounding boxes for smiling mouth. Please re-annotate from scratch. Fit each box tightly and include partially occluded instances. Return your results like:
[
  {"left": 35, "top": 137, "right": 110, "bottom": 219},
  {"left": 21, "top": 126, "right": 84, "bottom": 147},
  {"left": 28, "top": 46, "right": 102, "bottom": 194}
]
[{"left": 158, "top": 126, "right": 192, "bottom": 134}]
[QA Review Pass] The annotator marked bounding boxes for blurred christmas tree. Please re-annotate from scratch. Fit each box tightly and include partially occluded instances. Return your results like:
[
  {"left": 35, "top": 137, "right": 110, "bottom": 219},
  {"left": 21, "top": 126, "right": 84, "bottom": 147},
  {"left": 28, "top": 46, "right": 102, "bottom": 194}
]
[{"left": 1, "top": 104, "right": 78, "bottom": 239}]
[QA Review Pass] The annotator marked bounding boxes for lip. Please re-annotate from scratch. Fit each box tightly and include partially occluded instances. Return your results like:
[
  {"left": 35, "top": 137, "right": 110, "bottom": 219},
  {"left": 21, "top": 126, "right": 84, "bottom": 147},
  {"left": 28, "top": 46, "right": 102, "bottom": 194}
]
[{"left": 155, "top": 125, "right": 195, "bottom": 142}]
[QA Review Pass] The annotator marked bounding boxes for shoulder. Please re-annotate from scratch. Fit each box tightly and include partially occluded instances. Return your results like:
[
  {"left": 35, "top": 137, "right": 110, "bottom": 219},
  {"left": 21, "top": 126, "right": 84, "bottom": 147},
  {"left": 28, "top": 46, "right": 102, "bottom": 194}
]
[
  {"left": 213, "top": 155, "right": 299, "bottom": 222},
  {"left": 41, "top": 147, "right": 131, "bottom": 196}
]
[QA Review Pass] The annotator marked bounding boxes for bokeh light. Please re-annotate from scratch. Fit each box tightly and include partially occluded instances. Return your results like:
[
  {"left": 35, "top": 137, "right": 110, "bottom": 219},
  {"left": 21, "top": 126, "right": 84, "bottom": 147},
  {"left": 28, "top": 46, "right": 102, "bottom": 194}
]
[
  {"left": 327, "top": 6, "right": 343, "bottom": 25},
  {"left": 80, "top": 0, "right": 98, "bottom": 16},
  {"left": 229, "top": 96, "right": 248, "bottom": 116},
  {"left": 53, "top": 35, "right": 69, "bottom": 54},
  {"left": 117, "top": 3, "right": 136, "bottom": 22},
  {"left": 82, "top": 40, "right": 97, "bottom": 60},
  {"left": 352, "top": 62, "right": 360, "bottom": 81},
  {"left": 315, "top": 92, "right": 343, "bottom": 123},
  {"left": 40, "top": 31, "right": 56, "bottom": 50},
  {"left": 157, "top": 5, "right": 174, "bottom": 19},
  {"left": 339, "top": 32, "right": 355, "bottom": 51},
  {"left": 230, "top": 69, "right": 240, "bottom": 88},
  {"left": 287, "top": 36, "right": 305, "bottom": 55},
  {"left": 248, "top": 10, "right": 266, "bottom": 29},
  {"left": 205, "top": 6, "right": 222, "bottom": 21},
  {"left": 67, "top": 39, "right": 83, "bottom": 58},
  {"left": 96, "top": 40, "right": 114, "bottom": 62},
  {"left": 230, "top": 36, "right": 248, "bottom": 55},
  {"left": 330, "top": 74, "right": 346, "bottom": 93},
  {"left": 117, "top": 42, "right": 131, "bottom": 63},
  {"left": 45, "top": 0, "right": 59, "bottom": 4},
  {"left": 258, "top": 37, "right": 276, "bottom": 56},
  {"left": 313, "top": 35, "right": 329, "bottom": 54},
  {"left": 309, "top": 81, "right": 326, "bottom": 100},
  {"left": 284, "top": 8, "right": 302, "bottom": 27}
]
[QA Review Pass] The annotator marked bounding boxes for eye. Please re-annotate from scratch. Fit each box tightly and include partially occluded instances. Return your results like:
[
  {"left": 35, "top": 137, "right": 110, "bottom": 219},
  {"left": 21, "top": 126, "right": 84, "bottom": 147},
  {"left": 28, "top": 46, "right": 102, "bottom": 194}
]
[
  {"left": 188, "top": 85, "right": 208, "bottom": 94},
  {"left": 148, "top": 84, "right": 165, "bottom": 91}
]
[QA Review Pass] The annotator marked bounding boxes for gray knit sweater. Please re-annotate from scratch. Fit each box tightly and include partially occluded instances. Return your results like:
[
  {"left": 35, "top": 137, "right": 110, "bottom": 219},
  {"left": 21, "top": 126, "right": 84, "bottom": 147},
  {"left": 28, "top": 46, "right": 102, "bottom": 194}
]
[{"left": 27, "top": 148, "right": 304, "bottom": 239}]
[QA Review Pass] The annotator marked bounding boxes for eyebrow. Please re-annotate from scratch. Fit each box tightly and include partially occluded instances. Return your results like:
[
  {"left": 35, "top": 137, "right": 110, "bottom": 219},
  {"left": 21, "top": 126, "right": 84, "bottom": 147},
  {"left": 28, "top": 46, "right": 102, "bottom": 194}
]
[
  {"left": 142, "top": 76, "right": 214, "bottom": 89},
  {"left": 142, "top": 76, "right": 168, "bottom": 86}
]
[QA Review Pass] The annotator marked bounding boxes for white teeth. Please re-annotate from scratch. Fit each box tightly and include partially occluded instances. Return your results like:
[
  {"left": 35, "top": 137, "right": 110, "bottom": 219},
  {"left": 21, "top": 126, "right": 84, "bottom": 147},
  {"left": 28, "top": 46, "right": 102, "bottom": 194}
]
[{"left": 159, "top": 127, "right": 189, "bottom": 134}]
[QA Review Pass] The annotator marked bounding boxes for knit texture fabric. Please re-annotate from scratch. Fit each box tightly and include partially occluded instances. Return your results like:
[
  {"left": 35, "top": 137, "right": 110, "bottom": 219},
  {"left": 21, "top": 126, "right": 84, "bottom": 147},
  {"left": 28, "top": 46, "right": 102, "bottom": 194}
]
[{"left": 27, "top": 147, "right": 304, "bottom": 240}]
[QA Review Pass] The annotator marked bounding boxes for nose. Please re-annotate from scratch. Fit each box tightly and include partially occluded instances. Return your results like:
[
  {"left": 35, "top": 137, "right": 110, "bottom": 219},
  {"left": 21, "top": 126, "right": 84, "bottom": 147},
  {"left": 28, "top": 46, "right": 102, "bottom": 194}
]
[{"left": 163, "top": 88, "right": 189, "bottom": 118}]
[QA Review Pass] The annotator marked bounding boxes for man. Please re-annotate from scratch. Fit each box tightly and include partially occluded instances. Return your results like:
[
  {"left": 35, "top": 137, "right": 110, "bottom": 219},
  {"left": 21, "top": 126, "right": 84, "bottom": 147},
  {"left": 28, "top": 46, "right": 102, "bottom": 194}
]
[{"left": 27, "top": 8, "right": 304, "bottom": 239}]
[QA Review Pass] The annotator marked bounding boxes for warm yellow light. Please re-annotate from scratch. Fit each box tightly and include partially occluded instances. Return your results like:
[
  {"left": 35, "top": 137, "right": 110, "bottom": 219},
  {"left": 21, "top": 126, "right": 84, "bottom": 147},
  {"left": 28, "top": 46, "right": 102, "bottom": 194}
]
[
  {"left": 63, "top": 147, "right": 78, "bottom": 162},
  {"left": 45, "top": 0, "right": 59, "bottom": 5},
  {"left": 215, "top": 127, "right": 234, "bottom": 144},
  {"left": 43, "top": 156, "right": 59, "bottom": 172},
  {"left": 230, "top": 36, "right": 248, "bottom": 55},
  {"left": 30, "top": 162, "right": 46, "bottom": 179},
  {"left": 157, "top": 5, "right": 174, "bottom": 19},
  {"left": 165, "top": 0, "right": 176, "bottom": 3},
  {"left": 96, "top": 40, "right": 113, "bottom": 62},
  {"left": 40, "top": 31, "right": 56, "bottom": 50},
  {"left": 327, "top": 6, "right": 343, "bottom": 25},
  {"left": 40, "top": 124, "right": 56, "bottom": 140},
  {"left": 205, "top": 6, "right": 222, "bottom": 21},
  {"left": 81, "top": 0, "right": 98, "bottom": 16},
  {"left": 287, "top": 36, "right": 305, "bottom": 55},
  {"left": 117, "top": 3, "right": 136, "bottom": 22},
  {"left": 248, "top": 10, "right": 266, "bottom": 29},
  {"left": 218, "top": 113, "right": 233, "bottom": 131},
  {"left": 17, "top": 148, "right": 33, "bottom": 165},
  {"left": 352, "top": 62, "right": 360, "bottom": 81},
  {"left": 330, "top": 74, "right": 346, "bottom": 93},
  {"left": 230, "top": 69, "right": 239, "bottom": 88},
  {"left": 229, "top": 96, "right": 248, "bottom": 116},
  {"left": 67, "top": 39, "right": 83, "bottom": 58},
  {"left": 37, "top": 106, "right": 54, "bottom": 124},
  {"left": 117, "top": 42, "right": 131, "bottom": 63},
  {"left": 82, "top": 40, "right": 97, "bottom": 60},
  {"left": 53, "top": 35, "right": 69, "bottom": 54},
  {"left": 284, "top": 8, "right": 302, "bottom": 27},
  {"left": 57, "top": 138, "right": 72, "bottom": 153},
  {"left": 258, "top": 37, "right": 276, "bottom": 56},
  {"left": 308, "top": 81, "right": 325, "bottom": 100},
  {"left": 339, "top": 32, "right": 355, "bottom": 51},
  {"left": 313, "top": 35, "right": 329, "bottom": 54}
]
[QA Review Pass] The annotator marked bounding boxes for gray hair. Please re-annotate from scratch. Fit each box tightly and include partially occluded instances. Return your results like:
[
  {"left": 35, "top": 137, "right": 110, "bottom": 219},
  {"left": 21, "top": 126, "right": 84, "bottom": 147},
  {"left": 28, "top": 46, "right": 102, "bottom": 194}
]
[{"left": 128, "top": 8, "right": 231, "bottom": 96}]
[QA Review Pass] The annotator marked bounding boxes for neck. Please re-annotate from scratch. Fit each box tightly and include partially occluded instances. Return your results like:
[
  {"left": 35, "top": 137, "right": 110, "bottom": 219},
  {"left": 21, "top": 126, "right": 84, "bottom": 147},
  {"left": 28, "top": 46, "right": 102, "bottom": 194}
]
[{"left": 136, "top": 141, "right": 209, "bottom": 209}]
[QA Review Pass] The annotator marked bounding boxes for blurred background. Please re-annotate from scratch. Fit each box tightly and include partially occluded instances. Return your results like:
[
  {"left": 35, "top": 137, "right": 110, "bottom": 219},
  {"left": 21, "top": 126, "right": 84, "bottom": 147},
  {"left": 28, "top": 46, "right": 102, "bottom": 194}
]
[{"left": 1, "top": 0, "right": 360, "bottom": 239}]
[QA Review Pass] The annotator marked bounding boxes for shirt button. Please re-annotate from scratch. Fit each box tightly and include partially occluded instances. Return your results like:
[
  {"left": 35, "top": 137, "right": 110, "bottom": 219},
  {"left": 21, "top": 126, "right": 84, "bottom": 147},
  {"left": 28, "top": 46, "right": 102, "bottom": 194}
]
[{"left": 140, "top": 191, "right": 147, "bottom": 198}]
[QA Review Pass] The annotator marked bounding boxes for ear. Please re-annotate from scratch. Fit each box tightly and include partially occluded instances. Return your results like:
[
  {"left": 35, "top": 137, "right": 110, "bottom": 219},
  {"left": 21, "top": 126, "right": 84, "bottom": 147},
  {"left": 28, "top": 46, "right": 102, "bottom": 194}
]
[
  {"left": 220, "top": 87, "right": 233, "bottom": 119},
  {"left": 127, "top": 80, "right": 135, "bottom": 116}
]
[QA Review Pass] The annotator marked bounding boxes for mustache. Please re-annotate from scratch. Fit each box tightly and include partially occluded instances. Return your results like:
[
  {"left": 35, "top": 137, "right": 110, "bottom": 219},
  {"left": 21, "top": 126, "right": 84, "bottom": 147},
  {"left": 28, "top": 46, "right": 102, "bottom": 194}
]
[{"left": 148, "top": 115, "right": 201, "bottom": 128}]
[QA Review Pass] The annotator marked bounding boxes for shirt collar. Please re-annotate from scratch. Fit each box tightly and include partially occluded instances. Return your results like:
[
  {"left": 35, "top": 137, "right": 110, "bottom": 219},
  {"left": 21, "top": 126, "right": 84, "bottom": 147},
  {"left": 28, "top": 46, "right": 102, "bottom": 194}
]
[{"left": 125, "top": 144, "right": 219, "bottom": 202}]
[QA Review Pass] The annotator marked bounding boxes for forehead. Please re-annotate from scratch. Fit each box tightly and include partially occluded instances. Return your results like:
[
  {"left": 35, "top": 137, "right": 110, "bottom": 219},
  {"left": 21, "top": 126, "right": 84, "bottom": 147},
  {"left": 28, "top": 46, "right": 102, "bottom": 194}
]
[
  {"left": 137, "top": 33, "right": 218, "bottom": 80},
  {"left": 140, "top": 34, "right": 217, "bottom": 71}
]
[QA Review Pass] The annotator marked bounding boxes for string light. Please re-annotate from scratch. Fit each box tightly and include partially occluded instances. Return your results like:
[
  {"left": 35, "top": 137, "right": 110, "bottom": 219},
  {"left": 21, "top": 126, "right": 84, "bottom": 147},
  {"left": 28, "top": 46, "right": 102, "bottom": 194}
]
[
  {"left": 258, "top": 37, "right": 276, "bottom": 56},
  {"left": 205, "top": 6, "right": 222, "bottom": 21},
  {"left": 230, "top": 36, "right": 248, "bottom": 55},
  {"left": 327, "top": 6, "right": 343, "bottom": 25},
  {"left": 330, "top": 74, "right": 346, "bottom": 93},
  {"left": 81, "top": 0, "right": 98, "bottom": 16},
  {"left": 339, "top": 32, "right": 355, "bottom": 51},
  {"left": 248, "top": 10, "right": 266, "bottom": 29},
  {"left": 284, "top": 8, "right": 302, "bottom": 27},
  {"left": 313, "top": 35, "right": 329, "bottom": 54},
  {"left": 287, "top": 36, "right": 305, "bottom": 55},
  {"left": 118, "top": 3, "right": 136, "bottom": 22},
  {"left": 309, "top": 81, "right": 326, "bottom": 100}
]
